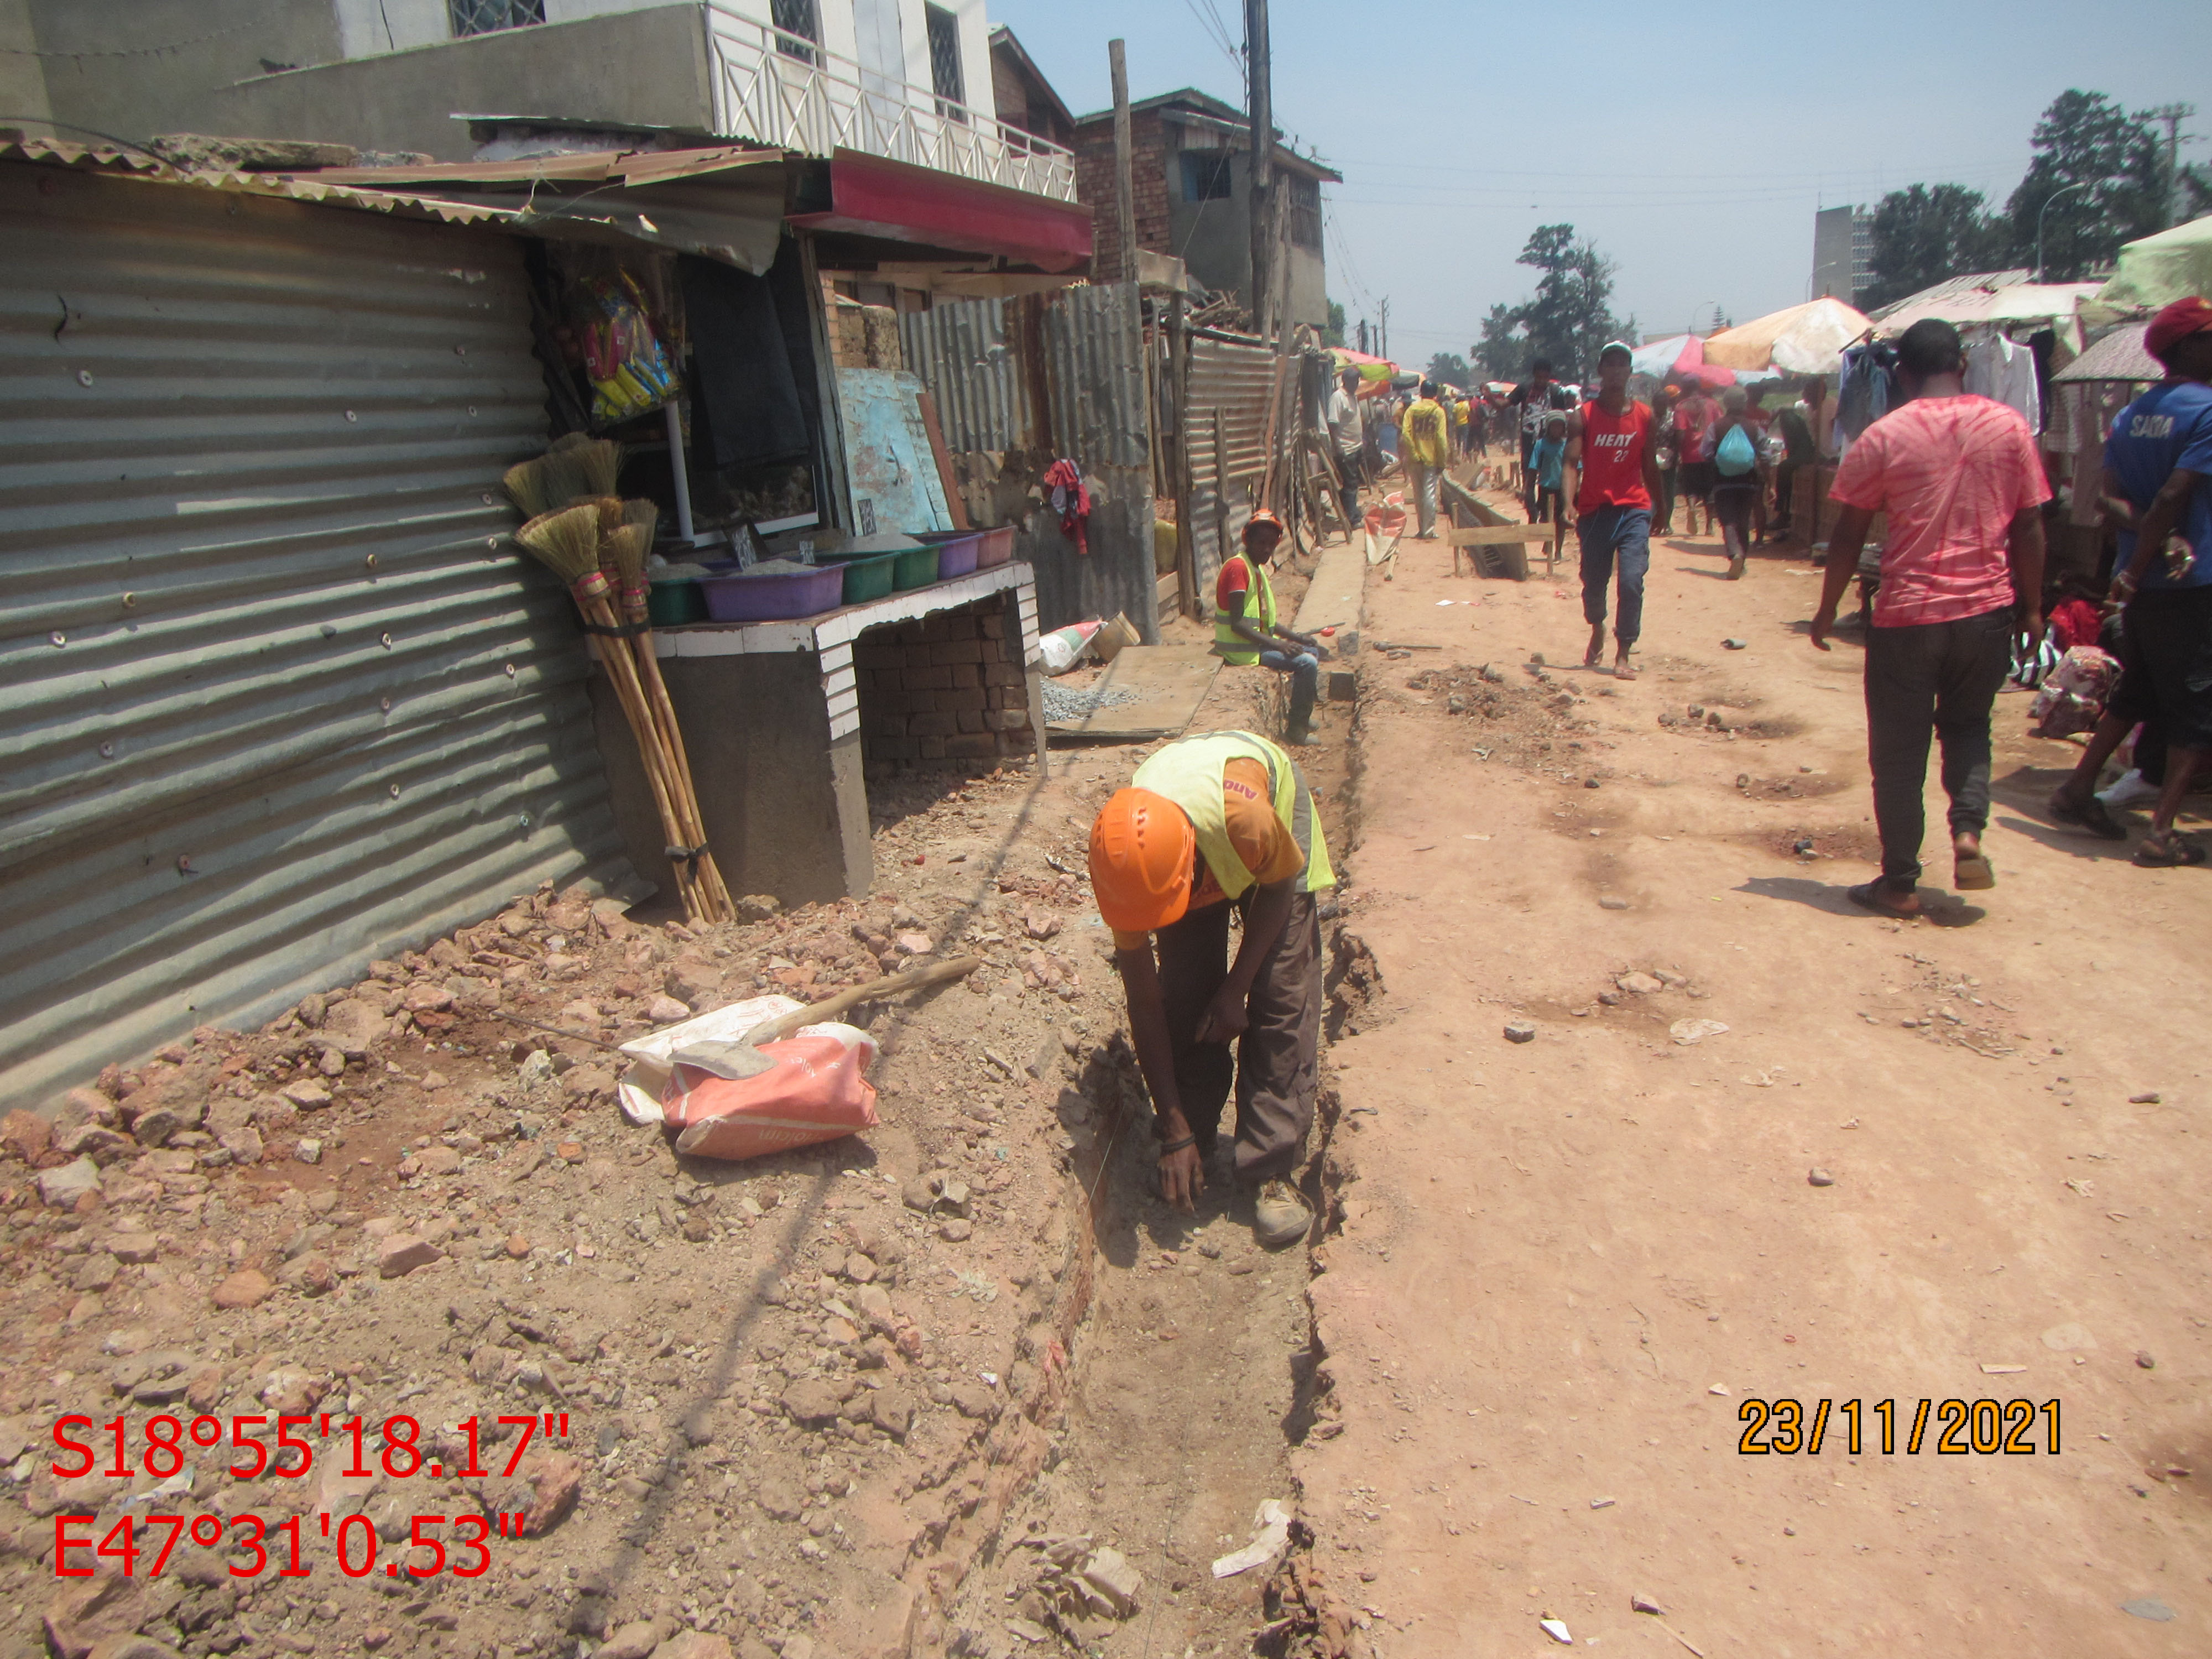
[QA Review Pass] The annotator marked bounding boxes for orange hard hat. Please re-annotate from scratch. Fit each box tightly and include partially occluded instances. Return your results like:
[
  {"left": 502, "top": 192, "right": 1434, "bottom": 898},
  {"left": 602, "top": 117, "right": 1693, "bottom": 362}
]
[
  {"left": 1088, "top": 787, "right": 1196, "bottom": 933},
  {"left": 1243, "top": 509, "right": 1285, "bottom": 545}
]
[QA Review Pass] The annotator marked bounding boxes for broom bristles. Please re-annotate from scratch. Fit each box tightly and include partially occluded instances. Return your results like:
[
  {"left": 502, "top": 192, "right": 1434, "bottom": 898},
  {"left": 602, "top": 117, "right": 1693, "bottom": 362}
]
[
  {"left": 502, "top": 456, "right": 566, "bottom": 520},
  {"left": 547, "top": 435, "right": 622, "bottom": 497},
  {"left": 621, "top": 498, "right": 660, "bottom": 544},
  {"left": 606, "top": 524, "right": 653, "bottom": 600},
  {"left": 515, "top": 505, "right": 604, "bottom": 588}
]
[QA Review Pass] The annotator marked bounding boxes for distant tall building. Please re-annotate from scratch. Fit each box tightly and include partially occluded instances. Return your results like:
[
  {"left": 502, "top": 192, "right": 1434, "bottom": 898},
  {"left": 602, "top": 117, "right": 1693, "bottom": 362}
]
[{"left": 1813, "top": 206, "right": 1874, "bottom": 304}]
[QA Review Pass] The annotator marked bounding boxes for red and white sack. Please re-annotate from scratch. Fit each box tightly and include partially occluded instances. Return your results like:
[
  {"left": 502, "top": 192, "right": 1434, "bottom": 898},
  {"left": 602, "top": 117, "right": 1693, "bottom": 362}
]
[{"left": 662, "top": 1023, "right": 880, "bottom": 1161}]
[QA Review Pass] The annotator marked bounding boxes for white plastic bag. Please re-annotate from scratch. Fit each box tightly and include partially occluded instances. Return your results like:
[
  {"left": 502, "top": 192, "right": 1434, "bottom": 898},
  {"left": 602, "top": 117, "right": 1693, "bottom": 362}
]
[{"left": 614, "top": 995, "right": 804, "bottom": 1125}]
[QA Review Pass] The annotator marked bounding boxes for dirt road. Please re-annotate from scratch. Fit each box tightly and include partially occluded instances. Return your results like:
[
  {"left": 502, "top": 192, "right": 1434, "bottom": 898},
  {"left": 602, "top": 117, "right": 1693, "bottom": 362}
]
[{"left": 1298, "top": 507, "right": 2212, "bottom": 1655}]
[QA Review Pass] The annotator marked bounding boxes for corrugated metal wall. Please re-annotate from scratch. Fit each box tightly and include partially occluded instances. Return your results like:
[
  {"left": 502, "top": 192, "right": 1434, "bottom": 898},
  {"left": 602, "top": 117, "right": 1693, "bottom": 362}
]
[
  {"left": 1042, "top": 284, "right": 1149, "bottom": 473},
  {"left": 1186, "top": 331, "right": 1280, "bottom": 589},
  {"left": 898, "top": 298, "right": 1027, "bottom": 453},
  {"left": 896, "top": 283, "right": 1157, "bottom": 639},
  {"left": 0, "top": 163, "right": 627, "bottom": 1114}
]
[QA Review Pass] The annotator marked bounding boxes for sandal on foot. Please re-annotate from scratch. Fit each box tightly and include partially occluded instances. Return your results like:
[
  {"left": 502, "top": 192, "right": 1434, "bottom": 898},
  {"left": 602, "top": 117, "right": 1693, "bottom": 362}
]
[
  {"left": 2134, "top": 831, "right": 2207, "bottom": 868},
  {"left": 1953, "top": 853, "right": 1996, "bottom": 890},
  {"left": 2048, "top": 790, "right": 2127, "bottom": 840}
]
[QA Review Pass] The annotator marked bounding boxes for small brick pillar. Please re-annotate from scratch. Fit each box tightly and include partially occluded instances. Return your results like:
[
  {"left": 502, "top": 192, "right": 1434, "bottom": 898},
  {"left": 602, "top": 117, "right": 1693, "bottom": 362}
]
[{"left": 853, "top": 592, "right": 1037, "bottom": 776}]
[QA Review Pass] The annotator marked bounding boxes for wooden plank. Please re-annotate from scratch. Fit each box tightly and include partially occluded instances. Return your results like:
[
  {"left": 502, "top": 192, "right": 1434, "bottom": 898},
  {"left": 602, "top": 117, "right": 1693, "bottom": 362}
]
[
  {"left": 1445, "top": 524, "right": 1556, "bottom": 546},
  {"left": 1044, "top": 643, "right": 1222, "bottom": 740},
  {"left": 914, "top": 389, "right": 969, "bottom": 530}
]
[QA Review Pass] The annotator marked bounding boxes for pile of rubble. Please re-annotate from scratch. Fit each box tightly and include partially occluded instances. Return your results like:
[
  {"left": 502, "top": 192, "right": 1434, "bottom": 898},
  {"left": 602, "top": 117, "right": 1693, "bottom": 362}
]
[{"left": 0, "top": 769, "right": 1139, "bottom": 1659}]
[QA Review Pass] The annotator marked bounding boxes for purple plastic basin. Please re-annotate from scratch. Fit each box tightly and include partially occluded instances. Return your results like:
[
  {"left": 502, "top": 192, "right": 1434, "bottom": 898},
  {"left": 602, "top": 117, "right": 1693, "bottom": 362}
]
[
  {"left": 931, "top": 533, "right": 982, "bottom": 577},
  {"left": 698, "top": 564, "right": 846, "bottom": 622}
]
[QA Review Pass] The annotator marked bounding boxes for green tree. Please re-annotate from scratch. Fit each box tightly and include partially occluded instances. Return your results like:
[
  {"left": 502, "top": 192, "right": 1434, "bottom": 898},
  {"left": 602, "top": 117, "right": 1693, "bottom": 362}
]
[
  {"left": 1473, "top": 225, "right": 1630, "bottom": 382},
  {"left": 1324, "top": 299, "right": 1347, "bottom": 348},
  {"left": 1862, "top": 184, "right": 2009, "bottom": 310},
  {"left": 2004, "top": 90, "right": 2166, "bottom": 279},
  {"left": 1473, "top": 302, "right": 1524, "bottom": 383},
  {"left": 1425, "top": 352, "right": 1471, "bottom": 389}
]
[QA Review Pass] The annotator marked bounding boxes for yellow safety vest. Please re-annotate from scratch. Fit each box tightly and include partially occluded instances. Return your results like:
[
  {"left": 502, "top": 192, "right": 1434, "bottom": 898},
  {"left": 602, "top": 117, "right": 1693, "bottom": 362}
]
[
  {"left": 1131, "top": 730, "right": 1335, "bottom": 901},
  {"left": 1212, "top": 553, "right": 1275, "bottom": 666}
]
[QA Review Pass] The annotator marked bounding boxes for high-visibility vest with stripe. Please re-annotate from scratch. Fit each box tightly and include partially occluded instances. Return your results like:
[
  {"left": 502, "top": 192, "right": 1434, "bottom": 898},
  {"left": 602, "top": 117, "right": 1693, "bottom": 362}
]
[
  {"left": 1212, "top": 553, "right": 1275, "bottom": 666},
  {"left": 1131, "top": 729, "right": 1336, "bottom": 901}
]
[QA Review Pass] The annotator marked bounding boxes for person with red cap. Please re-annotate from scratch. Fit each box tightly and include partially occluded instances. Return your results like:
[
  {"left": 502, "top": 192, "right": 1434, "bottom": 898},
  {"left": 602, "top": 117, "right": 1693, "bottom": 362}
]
[
  {"left": 1087, "top": 731, "right": 1335, "bottom": 1246},
  {"left": 2045, "top": 295, "right": 2212, "bottom": 866}
]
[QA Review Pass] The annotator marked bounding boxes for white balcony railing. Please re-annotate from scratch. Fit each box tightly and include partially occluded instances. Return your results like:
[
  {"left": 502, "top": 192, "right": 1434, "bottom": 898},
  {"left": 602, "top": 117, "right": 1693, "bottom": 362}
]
[{"left": 704, "top": 3, "right": 1077, "bottom": 202}]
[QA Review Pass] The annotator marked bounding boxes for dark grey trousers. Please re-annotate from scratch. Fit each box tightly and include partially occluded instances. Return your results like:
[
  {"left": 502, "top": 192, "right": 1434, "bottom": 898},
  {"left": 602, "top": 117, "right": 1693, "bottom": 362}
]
[
  {"left": 1863, "top": 606, "right": 2012, "bottom": 890},
  {"left": 1152, "top": 889, "right": 1322, "bottom": 1182}
]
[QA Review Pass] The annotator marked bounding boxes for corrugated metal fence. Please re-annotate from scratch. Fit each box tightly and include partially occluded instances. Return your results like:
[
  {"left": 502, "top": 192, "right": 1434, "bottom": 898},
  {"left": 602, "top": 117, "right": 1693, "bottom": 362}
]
[
  {"left": 1186, "top": 331, "right": 1281, "bottom": 592},
  {"left": 0, "top": 163, "right": 625, "bottom": 1113},
  {"left": 899, "top": 295, "right": 1027, "bottom": 453},
  {"left": 899, "top": 283, "right": 1156, "bottom": 637}
]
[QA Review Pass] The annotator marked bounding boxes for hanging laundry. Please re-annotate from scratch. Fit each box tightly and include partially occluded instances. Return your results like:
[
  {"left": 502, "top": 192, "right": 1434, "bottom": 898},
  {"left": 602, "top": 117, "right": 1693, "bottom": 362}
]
[
  {"left": 1043, "top": 459, "right": 1092, "bottom": 556},
  {"left": 1965, "top": 331, "right": 2042, "bottom": 434},
  {"left": 1834, "top": 340, "right": 1898, "bottom": 446}
]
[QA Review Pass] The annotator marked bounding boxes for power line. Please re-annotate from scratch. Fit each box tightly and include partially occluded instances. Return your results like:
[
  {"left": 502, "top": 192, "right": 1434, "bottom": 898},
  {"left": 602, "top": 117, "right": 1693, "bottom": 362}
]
[
  {"left": 1313, "top": 153, "right": 2031, "bottom": 185},
  {"left": 1177, "top": 0, "right": 1242, "bottom": 76}
]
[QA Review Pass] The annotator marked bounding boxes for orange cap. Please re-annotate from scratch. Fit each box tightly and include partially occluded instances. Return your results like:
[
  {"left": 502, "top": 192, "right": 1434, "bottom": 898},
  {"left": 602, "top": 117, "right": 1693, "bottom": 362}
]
[
  {"left": 1243, "top": 508, "right": 1285, "bottom": 545},
  {"left": 1088, "top": 788, "right": 1196, "bottom": 932}
]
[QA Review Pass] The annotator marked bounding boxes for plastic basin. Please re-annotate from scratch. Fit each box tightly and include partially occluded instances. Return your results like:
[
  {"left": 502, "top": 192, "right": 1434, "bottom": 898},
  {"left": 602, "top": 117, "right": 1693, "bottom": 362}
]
[
  {"left": 698, "top": 564, "right": 846, "bottom": 622},
  {"left": 973, "top": 525, "right": 1015, "bottom": 567},
  {"left": 891, "top": 544, "right": 941, "bottom": 591},
  {"left": 646, "top": 579, "right": 706, "bottom": 627},
  {"left": 928, "top": 532, "right": 982, "bottom": 577},
  {"left": 835, "top": 552, "right": 899, "bottom": 605}
]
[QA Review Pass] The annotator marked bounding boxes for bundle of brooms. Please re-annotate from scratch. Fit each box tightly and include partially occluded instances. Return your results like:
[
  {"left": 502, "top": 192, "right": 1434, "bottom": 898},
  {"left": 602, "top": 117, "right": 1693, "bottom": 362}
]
[{"left": 506, "top": 442, "right": 732, "bottom": 925}]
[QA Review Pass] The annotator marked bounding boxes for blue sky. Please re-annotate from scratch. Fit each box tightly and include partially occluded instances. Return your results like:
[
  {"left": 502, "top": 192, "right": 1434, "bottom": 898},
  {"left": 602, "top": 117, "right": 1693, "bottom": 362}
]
[{"left": 990, "top": 0, "right": 2210, "bottom": 366}]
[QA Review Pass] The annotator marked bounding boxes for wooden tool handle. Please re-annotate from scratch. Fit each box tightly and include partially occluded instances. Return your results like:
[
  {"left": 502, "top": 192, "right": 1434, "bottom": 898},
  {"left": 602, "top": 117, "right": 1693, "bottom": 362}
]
[{"left": 741, "top": 956, "right": 982, "bottom": 1046}]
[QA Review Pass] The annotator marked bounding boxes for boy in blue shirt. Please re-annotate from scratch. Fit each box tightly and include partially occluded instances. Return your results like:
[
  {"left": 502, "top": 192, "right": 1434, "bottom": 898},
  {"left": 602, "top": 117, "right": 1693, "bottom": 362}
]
[
  {"left": 1530, "top": 414, "right": 1568, "bottom": 556},
  {"left": 2046, "top": 296, "right": 2212, "bottom": 866}
]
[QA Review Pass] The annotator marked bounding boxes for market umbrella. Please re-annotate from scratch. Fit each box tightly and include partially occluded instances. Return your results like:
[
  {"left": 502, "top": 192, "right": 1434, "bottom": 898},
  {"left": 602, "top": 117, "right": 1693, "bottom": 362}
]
[
  {"left": 2052, "top": 323, "right": 2162, "bottom": 384},
  {"left": 1629, "top": 333, "right": 1745, "bottom": 387},
  {"left": 1329, "top": 346, "right": 1399, "bottom": 382},
  {"left": 1702, "top": 298, "right": 1871, "bottom": 375},
  {"left": 2089, "top": 213, "right": 2212, "bottom": 321}
]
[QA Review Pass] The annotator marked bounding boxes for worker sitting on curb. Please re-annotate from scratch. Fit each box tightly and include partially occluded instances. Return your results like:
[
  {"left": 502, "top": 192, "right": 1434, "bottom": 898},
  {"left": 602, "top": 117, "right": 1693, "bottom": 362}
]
[
  {"left": 1214, "top": 509, "right": 1330, "bottom": 746},
  {"left": 1088, "top": 730, "right": 1334, "bottom": 1248}
]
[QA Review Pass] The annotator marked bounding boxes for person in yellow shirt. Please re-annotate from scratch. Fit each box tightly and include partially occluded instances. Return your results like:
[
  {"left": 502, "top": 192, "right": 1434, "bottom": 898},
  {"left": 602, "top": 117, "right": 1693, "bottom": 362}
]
[
  {"left": 1451, "top": 390, "right": 1473, "bottom": 457},
  {"left": 1088, "top": 731, "right": 1335, "bottom": 1246},
  {"left": 1399, "top": 380, "right": 1450, "bottom": 539}
]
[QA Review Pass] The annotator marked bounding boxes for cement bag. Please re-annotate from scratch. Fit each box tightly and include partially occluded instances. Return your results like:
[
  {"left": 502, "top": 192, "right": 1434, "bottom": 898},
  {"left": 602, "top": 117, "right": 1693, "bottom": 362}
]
[
  {"left": 662, "top": 1024, "right": 881, "bottom": 1161},
  {"left": 1039, "top": 620, "right": 1102, "bottom": 675},
  {"left": 616, "top": 995, "right": 804, "bottom": 1124}
]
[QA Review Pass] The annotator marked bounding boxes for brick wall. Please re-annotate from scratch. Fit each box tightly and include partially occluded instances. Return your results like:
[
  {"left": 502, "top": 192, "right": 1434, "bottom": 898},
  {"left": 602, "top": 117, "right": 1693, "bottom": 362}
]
[
  {"left": 854, "top": 593, "right": 1033, "bottom": 775},
  {"left": 1072, "top": 107, "right": 1172, "bottom": 281}
]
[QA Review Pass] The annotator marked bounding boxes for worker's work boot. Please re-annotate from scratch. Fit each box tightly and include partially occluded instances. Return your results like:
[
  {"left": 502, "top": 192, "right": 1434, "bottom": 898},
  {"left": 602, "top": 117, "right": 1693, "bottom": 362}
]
[{"left": 1254, "top": 1180, "right": 1313, "bottom": 1249}]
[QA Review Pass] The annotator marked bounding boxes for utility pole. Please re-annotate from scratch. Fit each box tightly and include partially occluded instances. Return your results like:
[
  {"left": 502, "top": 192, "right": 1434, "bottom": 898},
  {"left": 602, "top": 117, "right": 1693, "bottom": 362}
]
[
  {"left": 1358, "top": 319, "right": 1368, "bottom": 355},
  {"left": 2141, "top": 103, "right": 2196, "bottom": 228},
  {"left": 1109, "top": 39, "right": 1139, "bottom": 284},
  {"left": 1378, "top": 297, "right": 1388, "bottom": 364},
  {"left": 1243, "top": 0, "right": 1272, "bottom": 331}
]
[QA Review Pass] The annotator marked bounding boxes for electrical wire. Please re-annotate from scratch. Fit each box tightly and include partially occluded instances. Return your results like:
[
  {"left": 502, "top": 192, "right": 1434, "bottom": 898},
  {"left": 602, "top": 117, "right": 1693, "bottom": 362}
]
[{"left": 1177, "top": 0, "right": 1243, "bottom": 77}]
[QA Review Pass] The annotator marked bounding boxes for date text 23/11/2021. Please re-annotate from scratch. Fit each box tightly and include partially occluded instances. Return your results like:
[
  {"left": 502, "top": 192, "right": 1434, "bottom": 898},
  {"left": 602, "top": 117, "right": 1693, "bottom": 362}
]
[{"left": 1738, "top": 1398, "right": 2062, "bottom": 1456}]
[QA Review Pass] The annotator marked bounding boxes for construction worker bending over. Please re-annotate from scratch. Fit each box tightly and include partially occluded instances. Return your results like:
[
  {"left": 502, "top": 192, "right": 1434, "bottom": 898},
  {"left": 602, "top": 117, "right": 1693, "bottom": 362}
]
[
  {"left": 1089, "top": 731, "right": 1334, "bottom": 1248},
  {"left": 1215, "top": 509, "right": 1329, "bottom": 746}
]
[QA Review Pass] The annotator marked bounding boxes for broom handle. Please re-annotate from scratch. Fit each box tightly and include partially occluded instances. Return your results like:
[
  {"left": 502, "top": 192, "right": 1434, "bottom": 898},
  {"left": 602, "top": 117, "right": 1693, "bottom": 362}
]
[
  {"left": 584, "top": 592, "right": 705, "bottom": 920},
  {"left": 740, "top": 956, "right": 982, "bottom": 1046},
  {"left": 624, "top": 606, "right": 733, "bottom": 921}
]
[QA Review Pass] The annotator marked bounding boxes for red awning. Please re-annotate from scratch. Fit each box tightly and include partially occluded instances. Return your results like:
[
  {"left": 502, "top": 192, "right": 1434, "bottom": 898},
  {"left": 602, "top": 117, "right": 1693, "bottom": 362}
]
[{"left": 787, "top": 149, "right": 1093, "bottom": 273}]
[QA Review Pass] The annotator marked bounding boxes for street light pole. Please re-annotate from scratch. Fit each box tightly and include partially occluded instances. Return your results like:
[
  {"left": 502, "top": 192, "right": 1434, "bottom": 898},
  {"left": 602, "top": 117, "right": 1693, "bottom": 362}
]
[{"left": 2034, "top": 179, "right": 2096, "bottom": 281}]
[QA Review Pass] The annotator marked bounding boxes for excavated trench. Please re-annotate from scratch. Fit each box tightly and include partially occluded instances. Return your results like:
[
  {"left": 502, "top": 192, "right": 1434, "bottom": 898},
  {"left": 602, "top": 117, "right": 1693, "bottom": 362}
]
[{"left": 906, "top": 668, "right": 1389, "bottom": 1659}]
